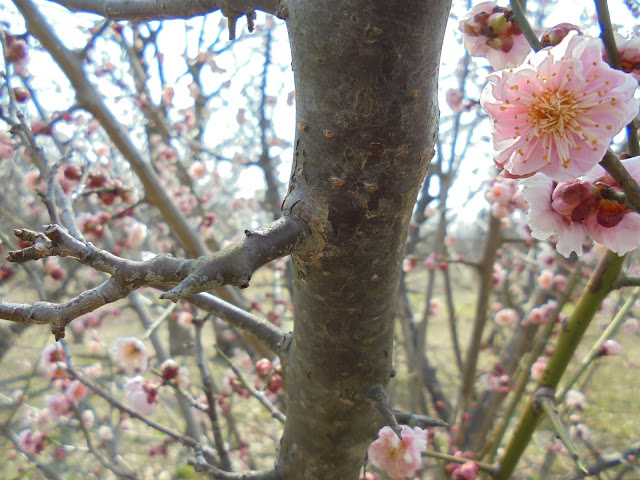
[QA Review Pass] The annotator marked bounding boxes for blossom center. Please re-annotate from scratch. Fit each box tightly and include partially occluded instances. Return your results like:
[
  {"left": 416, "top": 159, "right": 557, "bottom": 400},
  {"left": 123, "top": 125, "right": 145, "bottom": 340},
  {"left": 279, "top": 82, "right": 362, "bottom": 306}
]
[{"left": 528, "top": 90, "right": 579, "bottom": 135}]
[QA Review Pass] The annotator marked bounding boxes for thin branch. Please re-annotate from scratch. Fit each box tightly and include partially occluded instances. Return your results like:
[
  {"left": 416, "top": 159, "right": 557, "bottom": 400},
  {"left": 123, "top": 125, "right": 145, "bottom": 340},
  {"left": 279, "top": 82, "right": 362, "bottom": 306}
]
[
  {"left": 600, "top": 150, "right": 640, "bottom": 214},
  {"left": 188, "top": 455, "right": 281, "bottom": 480},
  {"left": 175, "top": 291, "right": 289, "bottom": 355},
  {"left": 421, "top": 450, "right": 497, "bottom": 476},
  {"left": 563, "top": 441, "right": 640, "bottom": 480},
  {"left": 509, "top": 0, "right": 542, "bottom": 52},
  {"left": 1, "top": 426, "right": 63, "bottom": 480},
  {"left": 62, "top": 365, "right": 213, "bottom": 455},
  {"left": 595, "top": 0, "right": 640, "bottom": 156},
  {"left": 215, "top": 345, "right": 285, "bottom": 424},
  {"left": 1, "top": 217, "right": 306, "bottom": 339},
  {"left": 45, "top": 0, "right": 283, "bottom": 20},
  {"left": 193, "top": 318, "right": 232, "bottom": 471},
  {"left": 367, "top": 384, "right": 401, "bottom": 438},
  {"left": 393, "top": 410, "right": 449, "bottom": 429}
]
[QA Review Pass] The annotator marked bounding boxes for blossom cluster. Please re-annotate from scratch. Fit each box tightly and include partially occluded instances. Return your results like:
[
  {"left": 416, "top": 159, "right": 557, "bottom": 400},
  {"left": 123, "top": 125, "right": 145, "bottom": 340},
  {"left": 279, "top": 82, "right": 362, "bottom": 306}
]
[{"left": 460, "top": 3, "right": 640, "bottom": 257}]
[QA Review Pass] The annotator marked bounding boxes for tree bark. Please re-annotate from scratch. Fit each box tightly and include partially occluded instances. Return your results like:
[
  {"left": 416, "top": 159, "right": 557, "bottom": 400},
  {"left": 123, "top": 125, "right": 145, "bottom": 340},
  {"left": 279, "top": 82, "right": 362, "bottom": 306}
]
[{"left": 279, "top": 1, "right": 450, "bottom": 478}]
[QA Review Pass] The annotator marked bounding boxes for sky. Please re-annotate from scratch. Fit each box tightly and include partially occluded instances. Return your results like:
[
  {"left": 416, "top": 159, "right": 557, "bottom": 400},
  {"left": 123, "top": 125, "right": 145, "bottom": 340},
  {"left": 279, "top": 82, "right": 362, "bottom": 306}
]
[{"left": 2, "top": 0, "right": 640, "bottom": 224}]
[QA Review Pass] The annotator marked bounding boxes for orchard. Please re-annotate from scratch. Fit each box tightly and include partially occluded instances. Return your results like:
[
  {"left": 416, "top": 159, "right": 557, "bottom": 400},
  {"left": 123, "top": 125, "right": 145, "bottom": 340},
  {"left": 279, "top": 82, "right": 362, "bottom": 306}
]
[{"left": 1, "top": 0, "right": 640, "bottom": 479}]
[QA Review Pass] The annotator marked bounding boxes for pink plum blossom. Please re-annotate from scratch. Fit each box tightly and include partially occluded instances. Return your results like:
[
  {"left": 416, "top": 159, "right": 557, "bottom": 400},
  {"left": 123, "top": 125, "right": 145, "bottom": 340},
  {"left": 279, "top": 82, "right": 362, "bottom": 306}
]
[
  {"left": 459, "top": 2, "right": 530, "bottom": 70},
  {"left": 97, "top": 425, "right": 113, "bottom": 441},
  {"left": 613, "top": 33, "right": 640, "bottom": 82},
  {"left": 624, "top": 317, "right": 639, "bottom": 334},
  {"left": 523, "top": 157, "right": 640, "bottom": 257},
  {"left": 446, "top": 89, "right": 466, "bottom": 113},
  {"left": 45, "top": 392, "right": 73, "bottom": 420},
  {"left": 40, "top": 343, "right": 67, "bottom": 380},
  {"left": 452, "top": 461, "right": 480, "bottom": 480},
  {"left": 124, "top": 376, "right": 159, "bottom": 416},
  {"left": 0, "top": 133, "right": 14, "bottom": 160},
  {"left": 481, "top": 32, "right": 638, "bottom": 181},
  {"left": 494, "top": 308, "right": 519, "bottom": 328},
  {"left": 110, "top": 337, "right": 150, "bottom": 375},
  {"left": 537, "top": 269, "right": 555, "bottom": 289},
  {"left": 565, "top": 390, "right": 587, "bottom": 410},
  {"left": 540, "top": 23, "right": 582, "bottom": 48},
  {"left": 485, "top": 176, "right": 525, "bottom": 218},
  {"left": 65, "top": 380, "right": 88, "bottom": 406},
  {"left": 17, "top": 429, "right": 46, "bottom": 455},
  {"left": 368, "top": 425, "right": 427, "bottom": 480},
  {"left": 531, "top": 356, "right": 548, "bottom": 380},
  {"left": 122, "top": 218, "right": 147, "bottom": 249},
  {"left": 599, "top": 339, "right": 623, "bottom": 356}
]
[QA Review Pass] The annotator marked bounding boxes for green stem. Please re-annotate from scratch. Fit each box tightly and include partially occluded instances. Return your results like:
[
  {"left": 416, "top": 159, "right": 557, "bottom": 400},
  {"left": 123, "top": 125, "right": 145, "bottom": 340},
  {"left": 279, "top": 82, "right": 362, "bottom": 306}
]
[
  {"left": 539, "top": 397, "right": 588, "bottom": 474},
  {"left": 509, "top": 0, "right": 542, "bottom": 52},
  {"left": 496, "top": 250, "right": 625, "bottom": 480},
  {"left": 557, "top": 287, "right": 640, "bottom": 401}
]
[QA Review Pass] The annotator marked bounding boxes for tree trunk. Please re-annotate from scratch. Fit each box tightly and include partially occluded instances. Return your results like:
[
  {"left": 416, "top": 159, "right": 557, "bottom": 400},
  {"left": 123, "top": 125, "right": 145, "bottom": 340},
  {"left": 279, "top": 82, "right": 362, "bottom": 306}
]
[{"left": 279, "top": 1, "right": 451, "bottom": 478}]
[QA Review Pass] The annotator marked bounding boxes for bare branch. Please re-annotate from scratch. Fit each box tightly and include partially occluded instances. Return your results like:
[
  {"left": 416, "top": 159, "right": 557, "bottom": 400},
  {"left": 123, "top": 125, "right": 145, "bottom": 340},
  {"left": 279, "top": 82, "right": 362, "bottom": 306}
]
[
  {"left": 62, "top": 364, "right": 214, "bottom": 455},
  {"left": 366, "top": 384, "right": 401, "bottom": 438},
  {"left": 600, "top": 149, "right": 640, "bottom": 213},
  {"left": 173, "top": 291, "right": 288, "bottom": 355},
  {"left": 44, "top": 0, "right": 283, "bottom": 21},
  {"left": 393, "top": 410, "right": 449, "bottom": 429},
  {"left": 215, "top": 345, "right": 285, "bottom": 423},
  {"left": 1, "top": 426, "right": 63, "bottom": 480},
  {"left": 1, "top": 217, "right": 306, "bottom": 340},
  {"left": 193, "top": 318, "right": 232, "bottom": 471},
  {"left": 161, "top": 216, "right": 307, "bottom": 301},
  {"left": 189, "top": 456, "right": 281, "bottom": 480}
]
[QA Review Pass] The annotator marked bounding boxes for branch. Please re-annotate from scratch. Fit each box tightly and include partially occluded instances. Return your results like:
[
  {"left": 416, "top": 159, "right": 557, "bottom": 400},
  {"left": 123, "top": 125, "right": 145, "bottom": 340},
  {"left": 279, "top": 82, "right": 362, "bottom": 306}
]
[
  {"left": 1, "top": 426, "right": 63, "bottom": 480},
  {"left": 562, "top": 441, "right": 640, "bottom": 480},
  {"left": 393, "top": 410, "right": 449, "bottom": 429},
  {"left": 161, "top": 217, "right": 306, "bottom": 301},
  {"left": 45, "top": 0, "right": 283, "bottom": 21},
  {"left": 215, "top": 345, "right": 286, "bottom": 424},
  {"left": 188, "top": 456, "right": 281, "bottom": 480},
  {"left": 177, "top": 292, "right": 289, "bottom": 355},
  {"left": 62, "top": 364, "right": 213, "bottom": 454},
  {"left": 193, "top": 319, "right": 232, "bottom": 471},
  {"left": 1, "top": 217, "right": 306, "bottom": 340},
  {"left": 600, "top": 150, "right": 640, "bottom": 214}
]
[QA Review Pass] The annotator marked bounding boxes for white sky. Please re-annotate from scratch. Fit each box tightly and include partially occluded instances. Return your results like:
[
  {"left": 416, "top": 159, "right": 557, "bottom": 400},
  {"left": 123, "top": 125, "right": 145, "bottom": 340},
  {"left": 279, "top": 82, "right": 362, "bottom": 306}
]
[{"left": 2, "top": 0, "right": 639, "bottom": 223}]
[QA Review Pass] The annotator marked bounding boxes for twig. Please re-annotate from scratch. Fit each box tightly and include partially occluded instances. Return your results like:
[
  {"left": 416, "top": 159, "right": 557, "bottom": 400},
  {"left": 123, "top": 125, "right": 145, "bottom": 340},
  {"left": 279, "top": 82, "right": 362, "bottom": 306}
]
[
  {"left": 215, "top": 345, "right": 285, "bottom": 424},
  {"left": 193, "top": 318, "right": 232, "bottom": 471},
  {"left": 422, "top": 449, "right": 497, "bottom": 475},
  {"left": 367, "top": 384, "right": 401, "bottom": 438},
  {"left": 393, "top": 410, "right": 448, "bottom": 429},
  {"left": 599, "top": 150, "right": 640, "bottom": 214},
  {"left": 509, "top": 0, "right": 542, "bottom": 52}
]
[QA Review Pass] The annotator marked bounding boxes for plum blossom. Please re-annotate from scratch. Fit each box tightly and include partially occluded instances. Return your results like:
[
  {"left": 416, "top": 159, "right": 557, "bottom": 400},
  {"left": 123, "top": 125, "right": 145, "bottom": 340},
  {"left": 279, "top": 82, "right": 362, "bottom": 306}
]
[
  {"left": 613, "top": 33, "right": 640, "bottom": 82},
  {"left": 0, "top": 133, "right": 14, "bottom": 160},
  {"left": 459, "top": 2, "right": 530, "bottom": 70},
  {"left": 110, "top": 337, "right": 150, "bottom": 375},
  {"left": 485, "top": 176, "right": 526, "bottom": 218},
  {"left": 368, "top": 425, "right": 427, "bottom": 479},
  {"left": 452, "top": 461, "right": 480, "bottom": 480},
  {"left": 481, "top": 32, "right": 638, "bottom": 181},
  {"left": 124, "top": 376, "right": 159, "bottom": 416},
  {"left": 523, "top": 157, "right": 640, "bottom": 257},
  {"left": 565, "top": 390, "right": 587, "bottom": 410},
  {"left": 599, "top": 339, "right": 623, "bottom": 356},
  {"left": 494, "top": 308, "right": 519, "bottom": 328},
  {"left": 40, "top": 343, "right": 67, "bottom": 380},
  {"left": 531, "top": 356, "right": 548, "bottom": 380},
  {"left": 45, "top": 392, "right": 73, "bottom": 420},
  {"left": 540, "top": 23, "right": 582, "bottom": 48},
  {"left": 17, "top": 429, "right": 46, "bottom": 455}
]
